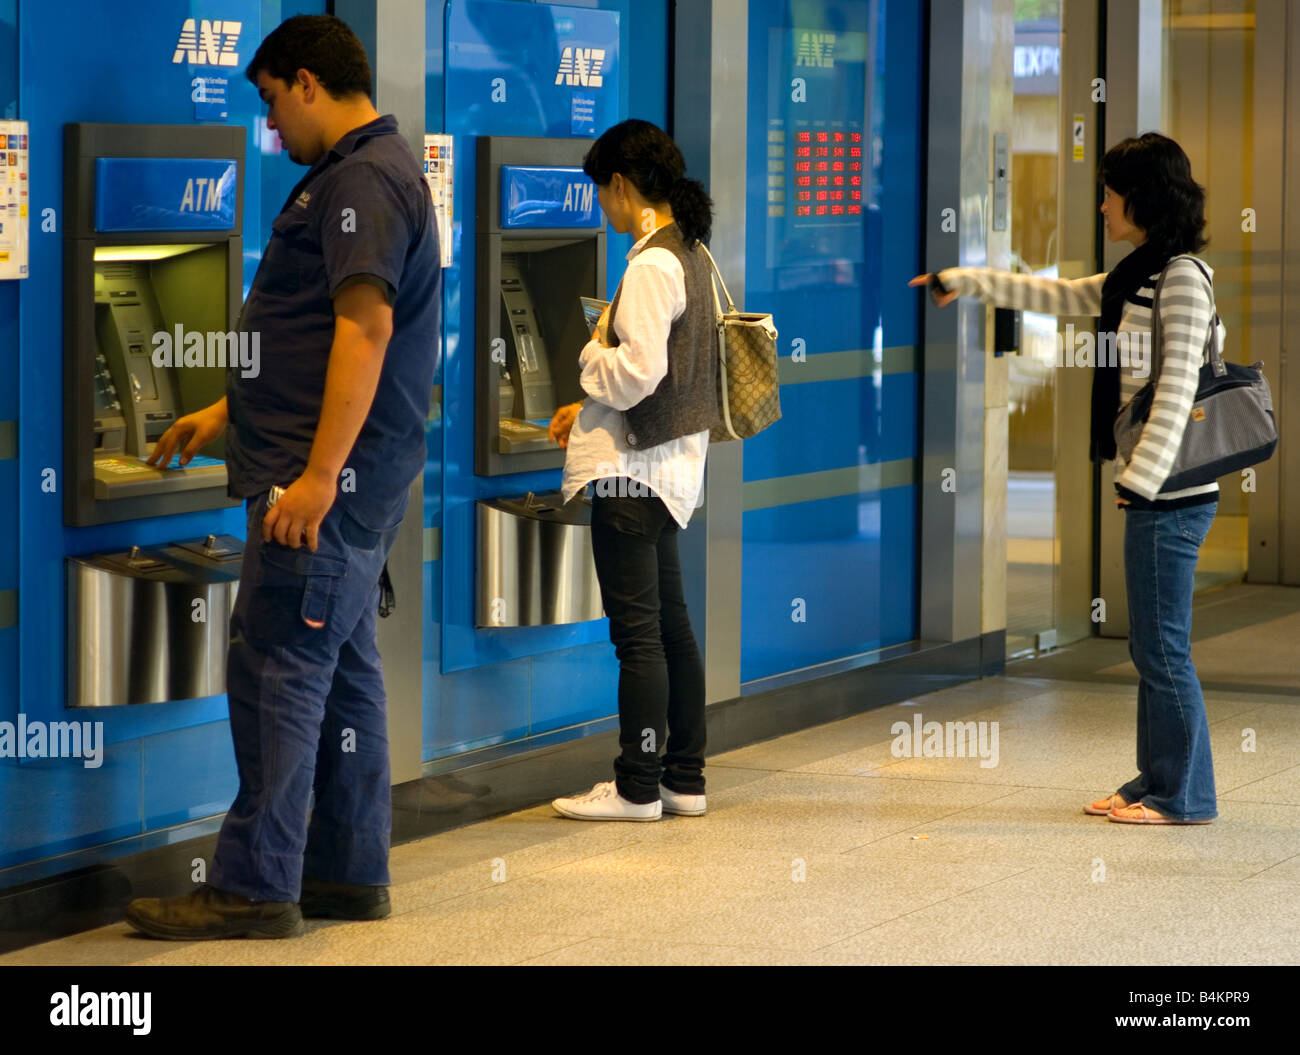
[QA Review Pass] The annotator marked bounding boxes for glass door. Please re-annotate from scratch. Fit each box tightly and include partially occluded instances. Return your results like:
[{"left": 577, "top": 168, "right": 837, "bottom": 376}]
[{"left": 1006, "top": 0, "right": 1062, "bottom": 657}]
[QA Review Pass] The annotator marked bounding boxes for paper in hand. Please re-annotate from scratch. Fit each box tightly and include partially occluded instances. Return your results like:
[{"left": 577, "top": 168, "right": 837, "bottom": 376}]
[{"left": 579, "top": 296, "right": 608, "bottom": 337}]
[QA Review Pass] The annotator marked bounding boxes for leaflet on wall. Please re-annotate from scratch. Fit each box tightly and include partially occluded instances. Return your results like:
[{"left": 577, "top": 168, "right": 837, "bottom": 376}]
[
  {"left": 423, "top": 134, "right": 455, "bottom": 269},
  {"left": 0, "top": 121, "right": 30, "bottom": 280}
]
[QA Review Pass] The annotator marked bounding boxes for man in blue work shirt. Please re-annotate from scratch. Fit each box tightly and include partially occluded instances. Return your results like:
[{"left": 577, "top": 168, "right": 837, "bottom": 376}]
[{"left": 125, "top": 14, "right": 440, "bottom": 940}]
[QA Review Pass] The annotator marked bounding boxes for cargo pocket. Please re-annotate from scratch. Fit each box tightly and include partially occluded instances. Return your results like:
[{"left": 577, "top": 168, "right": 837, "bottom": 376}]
[{"left": 258, "top": 543, "right": 348, "bottom": 633}]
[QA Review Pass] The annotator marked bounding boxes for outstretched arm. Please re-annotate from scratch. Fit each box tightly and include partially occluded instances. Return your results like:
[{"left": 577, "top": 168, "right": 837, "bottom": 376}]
[{"left": 924, "top": 268, "right": 1108, "bottom": 317}]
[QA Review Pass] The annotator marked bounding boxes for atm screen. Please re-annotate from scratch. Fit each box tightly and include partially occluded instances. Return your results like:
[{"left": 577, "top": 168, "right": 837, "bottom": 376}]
[{"left": 83, "top": 250, "right": 229, "bottom": 504}]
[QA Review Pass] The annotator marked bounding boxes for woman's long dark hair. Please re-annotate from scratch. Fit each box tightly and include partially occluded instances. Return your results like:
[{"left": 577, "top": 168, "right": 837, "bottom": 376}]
[
  {"left": 583, "top": 119, "right": 713, "bottom": 247},
  {"left": 1099, "top": 133, "right": 1208, "bottom": 256}
]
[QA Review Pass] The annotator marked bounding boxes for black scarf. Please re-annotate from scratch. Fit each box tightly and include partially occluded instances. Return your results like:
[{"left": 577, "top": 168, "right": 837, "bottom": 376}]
[{"left": 1090, "top": 241, "right": 1171, "bottom": 461}]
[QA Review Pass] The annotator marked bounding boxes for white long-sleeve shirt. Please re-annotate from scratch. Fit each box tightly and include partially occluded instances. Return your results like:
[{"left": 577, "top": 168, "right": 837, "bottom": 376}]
[
  {"left": 939, "top": 258, "right": 1222, "bottom": 501},
  {"left": 561, "top": 226, "right": 709, "bottom": 529}
]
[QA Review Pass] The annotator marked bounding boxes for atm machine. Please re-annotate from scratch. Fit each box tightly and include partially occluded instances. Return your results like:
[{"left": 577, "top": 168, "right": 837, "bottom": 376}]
[
  {"left": 475, "top": 135, "right": 606, "bottom": 475},
  {"left": 474, "top": 136, "right": 607, "bottom": 627},
  {"left": 64, "top": 123, "right": 243, "bottom": 526},
  {"left": 63, "top": 123, "right": 245, "bottom": 707}
]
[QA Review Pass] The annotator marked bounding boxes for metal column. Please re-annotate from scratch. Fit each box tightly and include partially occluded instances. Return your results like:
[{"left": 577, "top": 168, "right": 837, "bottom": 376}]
[
  {"left": 333, "top": 0, "right": 427, "bottom": 783},
  {"left": 672, "top": 0, "right": 745, "bottom": 706}
]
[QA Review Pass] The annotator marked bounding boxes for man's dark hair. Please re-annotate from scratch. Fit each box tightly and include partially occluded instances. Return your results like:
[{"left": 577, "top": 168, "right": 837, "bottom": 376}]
[
  {"left": 1099, "top": 133, "right": 1208, "bottom": 255},
  {"left": 245, "top": 14, "right": 373, "bottom": 99}
]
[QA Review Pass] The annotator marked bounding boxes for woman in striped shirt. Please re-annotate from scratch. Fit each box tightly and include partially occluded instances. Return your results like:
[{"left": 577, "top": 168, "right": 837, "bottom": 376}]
[{"left": 912, "top": 133, "right": 1220, "bottom": 825}]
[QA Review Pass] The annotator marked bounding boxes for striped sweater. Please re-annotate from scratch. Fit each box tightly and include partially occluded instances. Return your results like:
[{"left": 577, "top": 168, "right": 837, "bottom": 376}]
[{"left": 939, "top": 258, "right": 1224, "bottom": 501}]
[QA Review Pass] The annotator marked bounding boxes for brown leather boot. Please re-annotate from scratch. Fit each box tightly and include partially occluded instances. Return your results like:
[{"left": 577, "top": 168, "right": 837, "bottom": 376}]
[
  {"left": 298, "top": 876, "right": 391, "bottom": 920},
  {"left": 124, "top": 884, "right": 304, "bottom": 940}
]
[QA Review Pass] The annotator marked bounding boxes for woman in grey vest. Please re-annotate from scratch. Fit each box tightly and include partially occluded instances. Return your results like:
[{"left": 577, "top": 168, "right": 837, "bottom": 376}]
[
  {"left": 912, "top": 134, "right": 1220, "bottom": 824},
  {"left": 548, "top": 119, "right": 718, "bottom": 821}
]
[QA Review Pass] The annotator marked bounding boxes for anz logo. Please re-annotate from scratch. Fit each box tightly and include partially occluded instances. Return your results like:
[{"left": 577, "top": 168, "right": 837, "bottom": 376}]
[
  {"left": 556, "top": 47, "right": 606, "bottom": 88},
  {"left": 562, "top": 180, "right": 595, "bottom": 214},
  {"left": 794, "top": 31, "right": 835, "bottom": 68},
  {"left": 172, "top": 18, "right": 242, "bottom": 67}
]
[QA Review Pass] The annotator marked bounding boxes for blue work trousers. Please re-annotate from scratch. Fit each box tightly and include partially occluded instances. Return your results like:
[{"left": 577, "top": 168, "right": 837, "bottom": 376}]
[{"left": 210, "top": 492, "right": 399, "bottom": 902}]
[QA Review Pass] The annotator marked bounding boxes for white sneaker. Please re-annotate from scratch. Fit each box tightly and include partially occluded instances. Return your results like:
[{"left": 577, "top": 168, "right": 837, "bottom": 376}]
[
  {"left": 552, "top": 781, "right": 661, "bottom": 822},
  {"left": 660, "top": 782, "right": 706, "bottom": 816}
]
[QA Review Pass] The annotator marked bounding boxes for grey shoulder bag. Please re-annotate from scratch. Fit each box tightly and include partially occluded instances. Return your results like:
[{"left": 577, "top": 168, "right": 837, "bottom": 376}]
[{"left": 1113, "top": 256, "right": 1277, "bottom": 491}]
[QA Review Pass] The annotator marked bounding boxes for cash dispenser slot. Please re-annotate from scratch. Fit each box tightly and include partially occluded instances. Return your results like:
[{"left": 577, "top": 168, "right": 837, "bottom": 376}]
[
  {"left": 476, "top": 490, "right": 603, "bottom": 627},
  {"left": 67, "top": 536, "right": 244, "bottom": 708}
]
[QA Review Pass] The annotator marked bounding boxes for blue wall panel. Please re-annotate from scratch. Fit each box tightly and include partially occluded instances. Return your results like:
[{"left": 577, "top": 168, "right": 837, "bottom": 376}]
[
  {"left": 740, "top": 485, "right": 917, "bottom": 682},
  {"left": 739, "top": 0, "right": 922, "bottom": 684},
  {"left": 528, "top": 641, "right": 617, "bottom": 734},
  {"left": 742, "top": 372, "right": 918, "bottom": 481},
  {"left": 0, "top": 742, "right": 142, "bottom": 869},
  {"left": 428, "top": 654, "right": 532, "bottom": 759},
  {"left": 140, "top": 721, "right": 239, "bottom": 831}
]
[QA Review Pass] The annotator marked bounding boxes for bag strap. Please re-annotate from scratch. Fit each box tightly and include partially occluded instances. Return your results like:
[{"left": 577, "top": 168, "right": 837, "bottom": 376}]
[
  {"left": 1150, "top": 254, "right": 1224, "bottom": 382},
  {"left": 696, "top": 242, "right": 742, "bottom": 438},
  {"left": 698, "top": 242, "right": 739, "bottom": 314}
]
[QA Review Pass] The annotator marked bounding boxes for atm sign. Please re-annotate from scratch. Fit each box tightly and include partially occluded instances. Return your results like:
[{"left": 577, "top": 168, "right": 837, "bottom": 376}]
[
  {"left": 501, "top": 165, "right": 600, "bottom": 229},
  {"left": 94, "top": 157, "right": 237, "bottom": 233}
]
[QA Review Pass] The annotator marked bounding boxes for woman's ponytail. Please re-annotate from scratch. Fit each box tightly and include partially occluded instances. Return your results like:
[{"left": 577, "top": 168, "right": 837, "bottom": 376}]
[{"left": 668, "top": 177, "right": 713, "bottom": 248}]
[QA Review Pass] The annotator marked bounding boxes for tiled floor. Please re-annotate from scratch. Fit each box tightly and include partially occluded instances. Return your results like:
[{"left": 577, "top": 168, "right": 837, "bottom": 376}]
[{"left": 4, "top": 584, "right": 1299, "bottom": 966}]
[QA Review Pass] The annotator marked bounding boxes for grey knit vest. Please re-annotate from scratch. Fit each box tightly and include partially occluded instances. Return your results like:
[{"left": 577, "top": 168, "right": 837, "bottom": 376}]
[{"left": 608, "top": 223, "right": 718, "bottom": 450}]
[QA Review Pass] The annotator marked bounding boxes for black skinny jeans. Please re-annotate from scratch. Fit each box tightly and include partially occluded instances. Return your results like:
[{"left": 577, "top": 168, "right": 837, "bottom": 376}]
[{"left": 589, "top": 483, "right": 707, "bottom": 804}]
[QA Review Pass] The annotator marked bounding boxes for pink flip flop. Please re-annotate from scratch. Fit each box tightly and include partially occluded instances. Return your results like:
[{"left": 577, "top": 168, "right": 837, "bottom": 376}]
[
  {"left": 1107, "top": 803, "right": 1212, "bottom": 825},
  {"left": 1084, "top": 794, "right": 1127, "bottom": 816}
]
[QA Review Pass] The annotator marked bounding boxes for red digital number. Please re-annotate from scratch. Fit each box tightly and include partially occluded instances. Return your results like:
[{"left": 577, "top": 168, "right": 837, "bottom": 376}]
[
  {"left": 795, "top": 161, "right": 811, "bottom": 172},
  {"left": 831, "top": 205, "right": 845, "bottom": 215},
  {"left": 795, "top": 146, "right": 811, "bottom": 158},
  {"left": 815, "top": 132, "right": 828, "bottom": 142},
  {"left": 796, "top": 132, "right": 811, "bottom": 143},
  {"left": 851, "top": 189, "right": 862, "bottom": 201},
  {"left": 850, "top": 147, "right": 862, "bottom": 158},
  {"left": 796, "top": 205, "right": 811, "bottom": 216},
  {"left": 815, "top": 205, "right": 828, "bottom": 215},
  {"left": 850, "top": 132, "right": 862, "bottom": 143}
]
